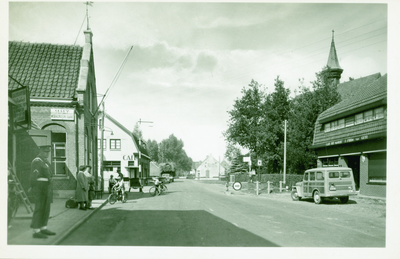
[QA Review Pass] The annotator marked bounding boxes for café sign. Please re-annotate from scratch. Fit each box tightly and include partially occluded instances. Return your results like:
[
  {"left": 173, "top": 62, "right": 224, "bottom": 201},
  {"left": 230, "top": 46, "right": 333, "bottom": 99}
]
[
  {"left": 326, "top": 135, "right": 369, "bottom": 146},
  {"left": 51, "top": 108, "right": 74, "bottom": 120}
]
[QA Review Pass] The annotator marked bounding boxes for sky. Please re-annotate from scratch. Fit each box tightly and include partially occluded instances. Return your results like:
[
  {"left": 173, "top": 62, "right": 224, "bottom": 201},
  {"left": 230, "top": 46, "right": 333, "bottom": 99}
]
[{"left": 5, "top": 1, "right": 390, "bottom": 162}]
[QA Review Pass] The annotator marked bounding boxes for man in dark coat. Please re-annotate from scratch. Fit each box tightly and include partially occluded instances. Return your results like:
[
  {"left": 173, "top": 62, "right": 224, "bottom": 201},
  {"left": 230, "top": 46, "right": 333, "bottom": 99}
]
[
  {"left": 76, "top": 165, "right": 89, "bottom": 210},
  {"left": 29, "top": 145, "right": 56, "bottom": 239}
]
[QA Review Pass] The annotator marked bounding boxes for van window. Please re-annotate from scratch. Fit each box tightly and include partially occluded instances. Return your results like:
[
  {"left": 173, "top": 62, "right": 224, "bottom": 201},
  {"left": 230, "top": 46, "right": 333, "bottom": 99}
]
[
  {"left": 329, "top": 172, "right": 340, "bottom": 178},
  {"left": 316, "top": 172, "right": 324, "bottom": 180},
  {"left": 341, "top": 171, "right": 351, "bottom": 178},
  {"left": 304, "top": 173, "right": 309, "bottom": 181},
  {"left": 310, "top": 172, "right": 315, "bottom": 181}
]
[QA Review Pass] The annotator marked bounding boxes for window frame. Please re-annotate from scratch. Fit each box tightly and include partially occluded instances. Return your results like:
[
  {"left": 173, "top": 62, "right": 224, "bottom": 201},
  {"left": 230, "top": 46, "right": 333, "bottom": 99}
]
[{"left": 110, "top": 139, "right": 121, "bottom": 150}]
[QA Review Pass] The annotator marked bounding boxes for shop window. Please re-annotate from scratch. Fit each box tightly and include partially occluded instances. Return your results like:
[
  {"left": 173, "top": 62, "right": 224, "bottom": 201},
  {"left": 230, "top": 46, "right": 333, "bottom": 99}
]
[
  {"left": 374, "top": 107, "right": 384, "bottom": 119},
  {"left": 321, "top": 157, "right": 338, "bottom": 167},
  {"left": 110, "top": 139, "right": 121, "bottom": 150},
  {"left": 337, "top": 119, "right": 344, "bottom": 129},
  {"left": 355, "top": 113, "right": 363, "bottom": 124},
  {"left": 364, "top": 110, "right": 373, "bottom": 122},
  {"left": 103, "top": 161, "right": 121, "bottom": 171},
  {"left": 128, "top": 161, "right": 135, "bottom": 167},
  {"left": 345, "top": 116, "right": 355, "bottom": 127},
  {"left": 368, "top": 153, "right": 386, "bottom": 183}
]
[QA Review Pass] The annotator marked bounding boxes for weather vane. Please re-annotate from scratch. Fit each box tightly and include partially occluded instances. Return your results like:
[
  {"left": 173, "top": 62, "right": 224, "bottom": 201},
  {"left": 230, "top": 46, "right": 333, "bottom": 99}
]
[{"left": 84, "top": 2, "right": 93, "bottom": 30}]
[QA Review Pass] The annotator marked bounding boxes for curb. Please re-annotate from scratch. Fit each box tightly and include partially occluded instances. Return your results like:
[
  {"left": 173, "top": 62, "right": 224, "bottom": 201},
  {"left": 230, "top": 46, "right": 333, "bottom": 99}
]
[{"left": 51, "top": 199, "right": 108, "bottom": 245}]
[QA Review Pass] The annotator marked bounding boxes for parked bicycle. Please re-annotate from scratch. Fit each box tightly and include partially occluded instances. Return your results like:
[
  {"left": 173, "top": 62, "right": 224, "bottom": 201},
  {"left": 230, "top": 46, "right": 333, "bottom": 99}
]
[
  {"left": 149, "top": 177, "right": 168, "bottom": 196},
  {"left": 108, "top": 184, "right": 128, "bottom": 204}
]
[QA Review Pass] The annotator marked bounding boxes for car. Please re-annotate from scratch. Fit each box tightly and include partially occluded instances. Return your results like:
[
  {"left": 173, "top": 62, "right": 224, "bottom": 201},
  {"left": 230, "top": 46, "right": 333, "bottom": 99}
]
[
  {"left": 291, "top": 167, "right": 357, "bottom": 204},
  {"left": 161, "top": 173, "right": 173, "bottom": 183}
]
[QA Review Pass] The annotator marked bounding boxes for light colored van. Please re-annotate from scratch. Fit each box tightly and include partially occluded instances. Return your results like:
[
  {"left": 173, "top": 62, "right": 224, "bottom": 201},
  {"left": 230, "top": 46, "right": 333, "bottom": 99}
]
[{"left": 291, "top": 167, "right": 357, "bottom": 204}]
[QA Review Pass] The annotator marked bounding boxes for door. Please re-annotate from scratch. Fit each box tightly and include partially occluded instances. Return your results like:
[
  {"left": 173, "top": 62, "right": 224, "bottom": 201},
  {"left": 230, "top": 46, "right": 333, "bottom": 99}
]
[
  {"left": 347, "top": 156, "right": 360, "bottom": 190},
  {"left": 303, "top": 172, "right": 310, "bottom": 197}
]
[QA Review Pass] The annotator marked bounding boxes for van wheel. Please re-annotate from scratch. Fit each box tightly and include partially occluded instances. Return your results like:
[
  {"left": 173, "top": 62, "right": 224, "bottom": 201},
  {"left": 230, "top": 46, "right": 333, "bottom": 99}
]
[
  {"left": 291, "top": 190, "right": 299, "bottom": 201},
  {"left": 339, "top": 196, "right": 349, "bottom": 204},
  {"left": 313, "top": 190, "right": 322, "bottom": 204}
]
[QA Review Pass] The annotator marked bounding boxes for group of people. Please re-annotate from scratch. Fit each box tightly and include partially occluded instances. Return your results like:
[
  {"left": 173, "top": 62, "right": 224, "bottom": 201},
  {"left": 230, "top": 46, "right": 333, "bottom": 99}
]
[{"left": 76, "top": 165, "right": 95, "bottom": 211}]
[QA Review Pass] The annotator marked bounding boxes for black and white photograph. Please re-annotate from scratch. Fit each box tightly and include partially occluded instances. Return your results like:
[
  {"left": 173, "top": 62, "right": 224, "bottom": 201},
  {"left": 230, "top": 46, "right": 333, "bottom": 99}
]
[{"left": 3, "top": 1, "right": 399, "bottom": 258}]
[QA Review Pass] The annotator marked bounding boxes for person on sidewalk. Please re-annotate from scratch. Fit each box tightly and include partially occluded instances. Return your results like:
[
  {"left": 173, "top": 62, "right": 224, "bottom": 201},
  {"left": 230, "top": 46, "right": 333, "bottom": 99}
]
[
  {"left": 29, "top": 145, "right": 56, "bottom": 239},
  {"left": 108, "top": 174, "right": 116, "bottom": 194},
  {"left": 76, "top": 165, "right": 89, "bottom": 210},
  {"left": 84, "top": 165, "right": 95, "bottom": 210}
]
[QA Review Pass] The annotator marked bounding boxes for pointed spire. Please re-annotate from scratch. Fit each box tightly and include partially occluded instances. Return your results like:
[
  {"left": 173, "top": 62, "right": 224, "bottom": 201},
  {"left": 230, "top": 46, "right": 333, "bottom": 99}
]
[
  {"left": 327, "top": 30, "right": 342, "bottom": 69},
  {"left": 325, "top": 30, "right": 343, "bottom": 85}
]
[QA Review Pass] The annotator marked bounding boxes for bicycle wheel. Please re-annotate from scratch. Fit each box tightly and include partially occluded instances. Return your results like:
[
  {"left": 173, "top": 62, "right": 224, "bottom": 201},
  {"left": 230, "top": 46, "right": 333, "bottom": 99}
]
[
  {"left": 108, "top": 193, "right": 117, "bottom": 204},
  {"left": 162, "top": 185, "right": 168, "bottom": 193},
  {"left": 149, "top": 186, "right": 157, "bottom": 196},
  {"left": 122, "top": 191, "right": 128, "bottom": 203}
]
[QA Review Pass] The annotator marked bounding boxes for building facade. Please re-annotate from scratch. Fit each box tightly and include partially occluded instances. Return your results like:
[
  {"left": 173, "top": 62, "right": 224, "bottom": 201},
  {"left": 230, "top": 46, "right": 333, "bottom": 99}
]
[
  {"left": 195, "top": 154, "right": 226, "bottom": 180},
  {"left": 311, "top": 33, "right": 387, "bottom": 198},
  {"left": 8, "top": 30, "right": 98, "bottom": 198},
  {"left": 100, "top": 112, "right": 150, "bottom": 191}
]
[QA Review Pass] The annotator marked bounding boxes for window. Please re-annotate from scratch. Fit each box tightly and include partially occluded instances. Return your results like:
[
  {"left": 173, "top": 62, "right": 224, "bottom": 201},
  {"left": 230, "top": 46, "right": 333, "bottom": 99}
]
[
  {"left": 103, "top": 161, "right": 121, "bottom": 171},
  {"left": 338, "top": 119, "right": 345, "bottom": 129},
  {"left": 368, "top": 152, "right": 386, "bottom": 183},
  {"left": 110, "top": 139, "right": 121, "bottom": 150},
  {"left": 355, "top": 113, "right": 363, "bottom": 124},
  {"left": 324, "top": 123, "right": 331, "bottom": 132},
  {"left": 345, "top": 116, "right": 355, "bottom": 127},
  {"left": 53, "top": 142, "right": 66, "bottom": 175},
  {"left": 374, "top": 107, "right": 384, "bottom": 119},
  {"left": 341, "top": 171, "right": 351, "bottom": 178},
  {"left": 303, "top": 172, "right": 309, "bottom": 181},
  {"left": 316, "top": 172, "right": 324, "bottom": 180},
  {"left": 98, "top": 139, "right": 106, "bottom": 149},
  {"left": 364, "top": 110, "right": 373, "bottom": 122},
  {"left": 321, "top": 157, "right": 338, "bottom": 167},
  {"left": 310, "top": 172, "right": 315, "bottom": 181},
  {"left": 329, "top": 172, "right": 340, "bottom": 178},
  {"left": 331, "top": 121, "right": 338, "bottom": 131}
]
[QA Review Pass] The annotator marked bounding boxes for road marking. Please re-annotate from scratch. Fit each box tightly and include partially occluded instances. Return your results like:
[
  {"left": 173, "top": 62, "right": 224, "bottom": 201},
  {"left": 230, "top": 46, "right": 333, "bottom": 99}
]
[
  {"left": 233, "top": 223, "right": 238, "bottom": 227},
  {"left": 209, "top": 208, "right": 213, "bottom": 211}
]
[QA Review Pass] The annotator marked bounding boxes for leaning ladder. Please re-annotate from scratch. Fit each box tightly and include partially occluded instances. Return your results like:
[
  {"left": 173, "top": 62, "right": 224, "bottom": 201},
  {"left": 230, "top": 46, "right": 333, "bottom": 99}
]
[{"left": 8, "top": 161, "right": 34, "bottom": 214}]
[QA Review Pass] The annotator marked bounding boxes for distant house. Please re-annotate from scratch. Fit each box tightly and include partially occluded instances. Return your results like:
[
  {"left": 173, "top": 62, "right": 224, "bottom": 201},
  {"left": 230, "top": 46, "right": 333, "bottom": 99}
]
[
  {"left": 195, "top": 154, "right": 226, "bottom": 179},
  {"left": 100, "top": 112, "right": 151, "bottom": 190},
  {"left": 311, "top": 33, "right": 387, "bottom": 198},
  {"left": 8, "top": 29, "right": 98, "bottom": 198}
]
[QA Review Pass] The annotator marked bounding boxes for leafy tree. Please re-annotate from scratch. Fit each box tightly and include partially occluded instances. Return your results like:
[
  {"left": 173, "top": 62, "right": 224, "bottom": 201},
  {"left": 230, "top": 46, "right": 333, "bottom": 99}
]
[
  {"left": 224, "top": 79, "right": 266, "bottom": 156},
  {"left": 224, "top": 142, "right": 242, "bottom": 163},
  {"left": 146, "top": 139, "right": 159, "bottom": 162},
  {"left": 287, "top": 67, "right": 341, "bottom": 174}
]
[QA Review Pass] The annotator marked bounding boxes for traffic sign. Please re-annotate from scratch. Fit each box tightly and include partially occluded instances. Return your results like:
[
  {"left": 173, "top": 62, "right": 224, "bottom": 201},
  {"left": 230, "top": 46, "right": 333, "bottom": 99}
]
[
  {"left": 232, "top": 181, "right": 242, "bottom": 191},
  {"left": 258, "top": 159, "right": 262, "bottom": 166}
]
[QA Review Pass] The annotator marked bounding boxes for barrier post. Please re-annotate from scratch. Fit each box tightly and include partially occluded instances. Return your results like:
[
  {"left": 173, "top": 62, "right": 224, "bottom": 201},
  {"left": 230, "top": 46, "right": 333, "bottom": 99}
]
[
  {"left": 256, "top": 181, "right": 259, "bottom": 195},
  {"left": 267, "top": 181, "right": 271, "bottom": 194}
]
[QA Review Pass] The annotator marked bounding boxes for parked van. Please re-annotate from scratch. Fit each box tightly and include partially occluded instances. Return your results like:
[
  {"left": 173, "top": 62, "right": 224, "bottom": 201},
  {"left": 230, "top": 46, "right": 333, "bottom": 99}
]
[{"left": 291, "top": 167, "right": 357, "bottom": 204}]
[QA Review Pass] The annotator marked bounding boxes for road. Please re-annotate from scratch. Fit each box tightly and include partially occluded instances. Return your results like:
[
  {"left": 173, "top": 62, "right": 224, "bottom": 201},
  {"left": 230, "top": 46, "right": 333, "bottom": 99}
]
[{"left": 59, "top": 179, "right": 385, "bottom": 247}]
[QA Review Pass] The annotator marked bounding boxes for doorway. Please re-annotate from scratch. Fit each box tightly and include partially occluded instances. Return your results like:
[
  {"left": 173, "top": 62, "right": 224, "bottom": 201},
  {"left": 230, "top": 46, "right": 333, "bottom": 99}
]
[{"left": 346, "top": 156, "right": 360, "bottom": 190}]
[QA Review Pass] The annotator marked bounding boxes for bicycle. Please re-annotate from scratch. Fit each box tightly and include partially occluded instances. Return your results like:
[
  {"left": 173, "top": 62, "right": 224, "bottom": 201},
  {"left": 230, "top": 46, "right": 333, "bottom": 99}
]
[
  {"left": 8, "top": 180, "right": 20, "bottom": 227},
  {"left": 149, "top": 181, "right": 168, "bottom": 196},
  {"left": 108, "top": 185, "right": 128, "bottom": 205}
]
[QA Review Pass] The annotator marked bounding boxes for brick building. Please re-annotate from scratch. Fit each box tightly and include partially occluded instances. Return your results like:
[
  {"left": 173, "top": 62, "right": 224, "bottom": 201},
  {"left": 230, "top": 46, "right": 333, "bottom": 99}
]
[
  {"left": 311, "top": 33, "right": 387, "bottom": 197},
  {"left": 8, "top": 29, "right": 98, "bottom": 198}
]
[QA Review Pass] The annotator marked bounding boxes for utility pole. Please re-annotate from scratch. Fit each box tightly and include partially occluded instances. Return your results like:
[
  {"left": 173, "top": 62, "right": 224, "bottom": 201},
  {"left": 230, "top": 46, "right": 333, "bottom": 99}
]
[
  {"left": 99, "top": 102, "right": 105, "bottom": 193},
  {"left": 283, "top": 120, "right": 287, "bottom": 184}
]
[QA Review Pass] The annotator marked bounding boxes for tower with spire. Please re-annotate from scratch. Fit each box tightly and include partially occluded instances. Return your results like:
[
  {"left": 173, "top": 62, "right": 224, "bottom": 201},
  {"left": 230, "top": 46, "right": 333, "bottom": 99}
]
[{"left": 325, "top": 30, "right": 343, "bottom": 86}]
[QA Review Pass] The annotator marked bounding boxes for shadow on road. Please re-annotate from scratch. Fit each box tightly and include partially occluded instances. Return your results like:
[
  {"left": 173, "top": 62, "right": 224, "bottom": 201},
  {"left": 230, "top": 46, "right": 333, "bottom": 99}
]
[
  {"left": 59, "top": 208, "right": 280, "bottom": 247},
  {"left": 297, "top": 198, "right": 358, "bottom": 205}
]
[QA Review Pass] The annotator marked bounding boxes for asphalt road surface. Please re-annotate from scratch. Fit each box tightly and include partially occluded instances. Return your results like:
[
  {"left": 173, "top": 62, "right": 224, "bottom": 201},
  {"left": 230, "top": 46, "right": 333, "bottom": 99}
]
[{"left": 59, "top": 179, "right": 385, "bottom": 247}]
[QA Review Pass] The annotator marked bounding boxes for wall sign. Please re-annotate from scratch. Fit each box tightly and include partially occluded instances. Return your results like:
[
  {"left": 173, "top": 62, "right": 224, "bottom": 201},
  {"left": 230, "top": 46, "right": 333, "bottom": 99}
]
[
  {"left": 11, "top": 87, "right": 31, "bottom": 127},
  {"left": 326, "top": 135, "right": 369, "bottom": 146},
  {"left": 51, "top": 108, "right": 74, "bottom": 120}
]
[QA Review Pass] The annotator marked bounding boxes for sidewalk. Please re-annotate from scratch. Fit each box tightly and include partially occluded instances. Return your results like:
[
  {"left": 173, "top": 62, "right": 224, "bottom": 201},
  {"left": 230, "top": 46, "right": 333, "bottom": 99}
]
[{"left": 7, "top": 195, "right": 108, "bottom": 245}]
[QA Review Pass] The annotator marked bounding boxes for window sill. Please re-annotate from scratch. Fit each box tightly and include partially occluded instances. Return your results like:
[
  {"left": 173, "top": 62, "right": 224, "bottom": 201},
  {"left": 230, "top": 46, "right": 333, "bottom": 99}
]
[{"left": 367, "top": 182, "right": 386, "bottom": 185}]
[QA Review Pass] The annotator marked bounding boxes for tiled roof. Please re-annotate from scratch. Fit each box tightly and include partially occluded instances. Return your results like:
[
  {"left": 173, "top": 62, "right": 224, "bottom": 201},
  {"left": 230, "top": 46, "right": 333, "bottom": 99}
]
[
  {"left": 8, "top": 41, "right": 83, "bottom": 99},
  {"left": 319, "top": 73, "right": 386, "bottom": 121}
]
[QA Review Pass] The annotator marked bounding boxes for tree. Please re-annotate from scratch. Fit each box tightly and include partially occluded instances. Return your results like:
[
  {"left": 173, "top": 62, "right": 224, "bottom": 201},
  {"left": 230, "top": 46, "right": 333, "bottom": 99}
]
[
  {"left": 146, "top": 139, "right": 159, "bottom": 162},
  {"left": 286, "top": 67, "right": 341, "bottom": 174},
  {"left": 224, "top": 142, "right": 242, "bottom": 163},
  {"left": 224, "top": 79, "right": 266, "bottom": 156},
  {"left": 132, "top": 122, "right": 143, "bottom": 140}
]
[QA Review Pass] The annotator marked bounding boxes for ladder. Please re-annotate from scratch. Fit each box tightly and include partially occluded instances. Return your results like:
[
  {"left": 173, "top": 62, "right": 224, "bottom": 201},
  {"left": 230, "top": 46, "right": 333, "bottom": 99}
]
[{"left": 8, "top": 161, "right": 34, "bottom": 214}]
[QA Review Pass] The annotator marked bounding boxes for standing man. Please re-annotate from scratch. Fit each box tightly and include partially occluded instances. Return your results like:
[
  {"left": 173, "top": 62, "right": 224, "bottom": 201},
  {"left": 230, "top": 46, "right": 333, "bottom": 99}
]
[
  {"left": 84, "top": 165, "right": 95, "bottom": 210},
  {"left": 29, "top": 145, "right": 56, "bottom": 239},
  {"left": 76, "top": 165, "right": 88, "bottom": 210}
]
